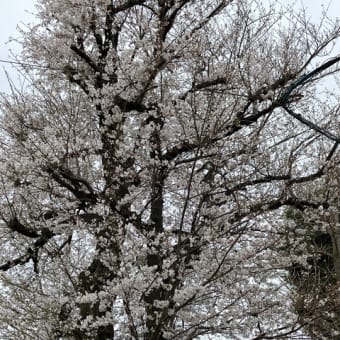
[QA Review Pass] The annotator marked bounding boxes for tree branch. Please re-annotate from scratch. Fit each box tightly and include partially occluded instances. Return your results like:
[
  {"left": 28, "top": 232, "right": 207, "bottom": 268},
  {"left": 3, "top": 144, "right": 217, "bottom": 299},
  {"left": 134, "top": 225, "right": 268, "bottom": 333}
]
[{"left": 0, "top": 228, "right": 54, "bottom": 272}]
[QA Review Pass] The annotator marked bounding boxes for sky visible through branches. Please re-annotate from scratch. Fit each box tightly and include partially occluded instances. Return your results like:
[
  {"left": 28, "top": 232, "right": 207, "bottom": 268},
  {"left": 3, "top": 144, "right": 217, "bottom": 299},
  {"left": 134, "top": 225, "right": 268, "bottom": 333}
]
[{"left": 0, "top": 1, "right": 339, "bottom": 94}]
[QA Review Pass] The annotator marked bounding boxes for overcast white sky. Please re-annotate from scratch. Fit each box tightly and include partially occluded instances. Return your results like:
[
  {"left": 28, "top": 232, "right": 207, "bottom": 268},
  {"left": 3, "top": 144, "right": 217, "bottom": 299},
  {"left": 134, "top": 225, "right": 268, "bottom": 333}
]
[
  {"left": 0, "top": 0, "right": 35, "bottom": 92},
  {"left": 0, "top": 0, "right": 339, "bottom": 93}
]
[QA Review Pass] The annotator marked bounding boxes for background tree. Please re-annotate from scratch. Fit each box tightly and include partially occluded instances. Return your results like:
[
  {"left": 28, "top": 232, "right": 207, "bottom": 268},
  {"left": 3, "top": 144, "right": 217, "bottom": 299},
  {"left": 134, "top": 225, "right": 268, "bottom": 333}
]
[
  {"left": 282, "top": 207, "right": 340, "bottom": 339},
  {"left": 281, "top": 168, "right": 340, "bottom": 339},
  {"left": 0, "top": 0, "right": 339, "bottom": 339}
]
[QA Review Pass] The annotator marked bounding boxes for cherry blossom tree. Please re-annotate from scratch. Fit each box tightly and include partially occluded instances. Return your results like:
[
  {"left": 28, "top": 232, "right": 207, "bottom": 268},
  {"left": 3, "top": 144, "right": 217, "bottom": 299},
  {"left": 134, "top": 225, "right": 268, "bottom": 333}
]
[{"left": 0, "top": 0, "right": 339, "bottom": 339}]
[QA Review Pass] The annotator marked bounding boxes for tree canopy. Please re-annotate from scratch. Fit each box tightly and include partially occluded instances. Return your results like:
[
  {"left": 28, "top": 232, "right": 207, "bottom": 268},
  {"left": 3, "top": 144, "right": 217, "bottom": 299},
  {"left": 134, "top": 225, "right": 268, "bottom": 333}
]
[{"left": 0, "top": 0, "right": 339, "bottom": 339}]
